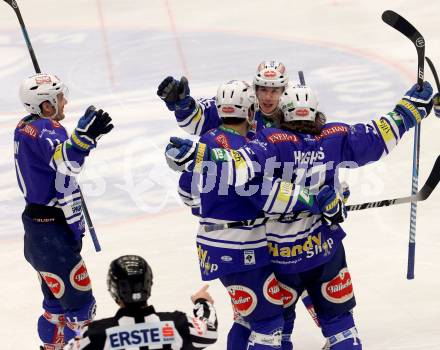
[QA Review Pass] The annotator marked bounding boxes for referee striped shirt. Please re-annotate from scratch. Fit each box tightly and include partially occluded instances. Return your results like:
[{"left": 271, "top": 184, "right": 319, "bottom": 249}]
[{"left": 65, "top": 299, "right": 217, "bottom": 350}]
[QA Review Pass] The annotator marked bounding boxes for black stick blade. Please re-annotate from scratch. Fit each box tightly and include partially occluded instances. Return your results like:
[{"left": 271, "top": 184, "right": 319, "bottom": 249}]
[
  {"left": 3, "top": 0, "right": 18, "bottom": 9},
  {"left": 382, "top": 10, "right": 425, "bottom": 87},
  {"left": 382, "top": 10, "right": 424, "bottom": 46},
  {"left": 382, "top": 10, "right": 399, "bottom": 26}
]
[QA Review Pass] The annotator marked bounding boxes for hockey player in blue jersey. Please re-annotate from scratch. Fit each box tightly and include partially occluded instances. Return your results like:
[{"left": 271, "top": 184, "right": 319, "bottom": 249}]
[
  {"left": 160, "top": 61, "right": 330, "bottom": 349},
  {"left": 165, "top": 81, "right": 436, "bottom": 349},
  {"left": 166, "top": 80, "right": 347, "bottom": 349},
  {"left": 157, "top": 60, "right": 290, "bottom": 137},
  {"left": 172, "top": 80, "right": 287, "bottom": 350},
  {"left": 14, "top": 73, "right": 114, "bottom": 349}
]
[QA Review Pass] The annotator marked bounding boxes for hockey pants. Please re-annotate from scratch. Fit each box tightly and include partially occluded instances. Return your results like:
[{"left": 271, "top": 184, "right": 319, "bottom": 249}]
[
  {"left": 220, "top": 265, "right": 284, "bottom": 349},
  {"left": 276, "top": 243, "right": 362, "bottom": 349},
  {"left": 23, "top": 213, "right": 96, "bottom": 346}
]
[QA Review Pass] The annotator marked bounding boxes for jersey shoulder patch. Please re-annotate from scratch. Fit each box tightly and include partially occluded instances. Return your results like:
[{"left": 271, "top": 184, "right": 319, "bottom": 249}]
[
  {"left": 263, "top": 128, "right": 300, "bottom": 144},
  {"left": 15, "top": 115, "right": 40, "bottom": 138},
  {"left": 315, "top": 123, "right": 349, "bottom": 141},
  {"left": 200, "top": 129, "right": 224, "bottom": 149},
  {"left": 214, "top": 132, "right": 232, "bottom": 149},
  {"left": 17, "top": 117, "right": 67, "bottom": 142}
]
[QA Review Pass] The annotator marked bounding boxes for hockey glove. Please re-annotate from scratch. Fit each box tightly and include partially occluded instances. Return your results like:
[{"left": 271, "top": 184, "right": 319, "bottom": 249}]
[
  {"left": 165, "top": 137, "right": 209, "bottom": 173},
  {"left": 394, "top": 81, "right": 434, "bottom": 130},
  {"left": 70, "top": 106, "right": 114, "bottom": 151},
  {"left": 165, "top": 137, "right": 197, "bottom": 172},
  {"left": 317, "top": 185, "right": 347, "bottom": 226},
  {"left": 434, "top": 93, "right": 440, "bottom": 118},
  {"left": 157, "top": 76, "right": 194, "bottom": 112}
]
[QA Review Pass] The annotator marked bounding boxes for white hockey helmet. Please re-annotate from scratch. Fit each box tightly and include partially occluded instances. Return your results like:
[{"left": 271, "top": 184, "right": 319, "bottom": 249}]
[
  {"left": 19, "top": 73, "right": 67, "bottom": 117},
  {"left": 216, "top": 80, "right": 255, "bottom": 120},
  {"left": 279, "top": 85, "right": 319, "bottom": 122},
  {"left": 253, "top": 60, "right": 289, "bottom": 88}
]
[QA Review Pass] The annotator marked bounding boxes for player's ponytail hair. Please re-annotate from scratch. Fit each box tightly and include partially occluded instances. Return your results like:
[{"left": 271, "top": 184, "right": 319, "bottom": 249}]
[{"left": 280, "top": 111, "right": 326, "bottom": 135}]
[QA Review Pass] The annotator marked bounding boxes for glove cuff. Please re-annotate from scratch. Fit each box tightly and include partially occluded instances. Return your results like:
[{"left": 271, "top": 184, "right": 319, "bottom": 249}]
[
  {"left": 175, "top": 97, "right": 196, "bottom": 120},
  {"left": 70, "top": 130, "right": 96, "bottom": 152},
  {"left": 394, "top": 99, "right": 423, "bottom": 131},
  {"left": 165, "top": 101, "right": 177, "bottom": 112},
  {"left": 324, "top": 196, "right": 340, "bottom": 214}
]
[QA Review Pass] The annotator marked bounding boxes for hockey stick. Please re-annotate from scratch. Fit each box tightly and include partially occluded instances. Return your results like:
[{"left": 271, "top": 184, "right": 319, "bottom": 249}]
[
  {"left": 3, "top": 0, "right": 101, "bottom": 252},
  {"left": 426, "top": 56, "right": 440, "bottom": 120},
  {"left": 79, "top": 189, "right": 101, "bottom": 251},
  {"left": 2, "top": 0, "right": 40, "bottom": 72},
  {"left": 346, "top": 154, "right": 440, "bottom": 210},
  {"left": 202, "top": 155, "right": 440, "bottom": 233},
  {"left": 426, "top": 56, "right": 440, "bottom": 95},
  {"left": 382, "top": 10, "right": 425, "bottom": 88},
  {"left": 382, "top": 10, "right": 425, "bottom": 279},
  {"left": 298, "top": 71, "right": 306, "bottom": 85}
]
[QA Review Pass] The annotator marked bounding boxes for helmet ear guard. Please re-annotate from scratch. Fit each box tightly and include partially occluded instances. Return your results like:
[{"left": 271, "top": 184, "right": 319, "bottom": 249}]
[{"left": 315, "top": 111, "right": 327, "bottom": 127}]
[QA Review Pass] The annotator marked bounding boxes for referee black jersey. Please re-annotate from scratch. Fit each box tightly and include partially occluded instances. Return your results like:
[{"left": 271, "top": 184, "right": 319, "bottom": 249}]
[{"left": 65, "top": 299, "right": 217, "bottom": 350}]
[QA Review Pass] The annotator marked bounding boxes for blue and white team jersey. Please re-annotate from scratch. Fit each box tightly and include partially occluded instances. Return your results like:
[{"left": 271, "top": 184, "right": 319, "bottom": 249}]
[
  {"left": 14, "top": 114, "right": 89, "bottom": 238},
  {"left": 175, "top": 97, "right": 274, "bottom": 136},
  {"left": 178, "top": 125, "right": 320, "bottom": 281},
  {"left": 208, "top": 112, "right": 406, "bottom": 273}
]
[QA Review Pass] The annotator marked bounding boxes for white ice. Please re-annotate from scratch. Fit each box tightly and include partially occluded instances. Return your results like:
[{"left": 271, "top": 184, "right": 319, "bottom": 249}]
[{"left": 0, "top": 0, "right": 439, "bottom": 348}]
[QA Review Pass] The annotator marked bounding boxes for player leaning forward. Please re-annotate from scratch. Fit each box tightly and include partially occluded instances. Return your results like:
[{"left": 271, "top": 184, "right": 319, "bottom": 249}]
[
  {"left": 167, "top": 80, "right": 437, "bottom": 348},
  {"left": 14, "top": 73, "right": 113, "bottom": 348}
]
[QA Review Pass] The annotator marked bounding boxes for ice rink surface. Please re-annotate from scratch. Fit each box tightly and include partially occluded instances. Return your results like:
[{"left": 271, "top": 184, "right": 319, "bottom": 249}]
[{"left": 0, "top": 0, "right": 439, "bottom": 348}]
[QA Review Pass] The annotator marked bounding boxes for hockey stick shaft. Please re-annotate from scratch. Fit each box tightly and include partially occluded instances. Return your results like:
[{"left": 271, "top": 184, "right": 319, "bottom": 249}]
[
  {"left": 202, "top": 155, "right": 440, "bottom": 232},
  {"left": 3, "top": 0, "right": 101, "bottom": 252},
  {"left": 382, "top": 10, "right": 425, "bottom": 279},
  {"left": 298, "top": 71, "right": 306, "bottom": 85},
  {"left": 426, "top": 57, "right": 440, "bottom": 122},
  {"left": 334, "top": 154, "right": 439, "bottom": 211},
  {"left": 408, "top": 129, "right": 420, "bottom": 279},
  {"left": 426, "top": 56, "right": 440, "bottom": 93},
  {"left": 346, "top": 143, "right": 434, "bottom": 210},
  {"left": 79, "top": 189, "right": 101, "bottom": 252},
  {"left": 3, "top": 0, "right": 40, "bottom": 72}
]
